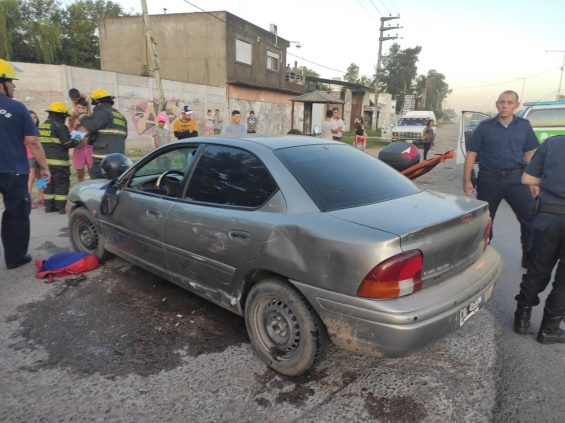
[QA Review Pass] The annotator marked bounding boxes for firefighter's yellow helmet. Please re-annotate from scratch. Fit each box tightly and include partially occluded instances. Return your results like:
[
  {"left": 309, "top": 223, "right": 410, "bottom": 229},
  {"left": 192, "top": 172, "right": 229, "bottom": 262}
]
[
  {"left": 46, "top": 101, "right": 70, "bottom": 115},
  {"left": 90, "top": 88, "right": 112, "bottom": 101},
  {"left": 0, "top": 59, "right": 17, "bottom": 80}
]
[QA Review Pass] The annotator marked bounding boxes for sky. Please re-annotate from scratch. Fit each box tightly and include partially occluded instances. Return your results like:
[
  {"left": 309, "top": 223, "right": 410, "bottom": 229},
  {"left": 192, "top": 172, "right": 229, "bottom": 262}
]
[{"left": 114, "top": 0, "right": 565, "bottom": 113}]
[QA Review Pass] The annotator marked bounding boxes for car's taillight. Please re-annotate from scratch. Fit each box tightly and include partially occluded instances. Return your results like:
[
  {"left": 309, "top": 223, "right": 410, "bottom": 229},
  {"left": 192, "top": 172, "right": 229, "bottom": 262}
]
[
  {"left": 483, "top": 218, "right": 492, "bottom": 251},
  {"left": 357, "top": 250, "right": 423, "bottom": 299}
]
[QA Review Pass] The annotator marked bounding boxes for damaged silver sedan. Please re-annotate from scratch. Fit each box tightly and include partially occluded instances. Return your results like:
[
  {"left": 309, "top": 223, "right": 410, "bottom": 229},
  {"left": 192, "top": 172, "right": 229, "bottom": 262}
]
[{"left": 67, "top": 136, "right": 501, "bottom": 376}]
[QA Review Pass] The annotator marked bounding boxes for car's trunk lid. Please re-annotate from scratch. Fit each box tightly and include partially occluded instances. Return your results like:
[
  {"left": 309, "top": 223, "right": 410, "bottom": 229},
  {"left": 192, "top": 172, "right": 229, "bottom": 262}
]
[{"left": 328, "top": 191, "right": 489, "bottom": 285}]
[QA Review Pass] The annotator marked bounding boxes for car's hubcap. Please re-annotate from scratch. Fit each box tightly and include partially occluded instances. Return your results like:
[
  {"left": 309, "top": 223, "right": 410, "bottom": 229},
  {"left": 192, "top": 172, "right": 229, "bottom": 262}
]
[
  {"left": 76, "top": 218, "right": 98, "bottom": 250},
  {"left": 263, "top": 301, "right": 300, "bottom": 352}
]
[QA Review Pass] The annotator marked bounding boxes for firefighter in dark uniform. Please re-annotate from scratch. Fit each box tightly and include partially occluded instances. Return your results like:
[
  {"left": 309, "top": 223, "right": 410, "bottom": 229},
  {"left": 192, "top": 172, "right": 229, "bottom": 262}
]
[
  {"left": 514, "top": 135, "right": 565, "bottom": 344},
  {"left": 78, "top": 88, "right": 127, "bottom": 179},
  {"left": 39, "top": 102, "right": 78, "bottom": 213},
  {"left": 463, "top": 90, "right": 539, "bottom": 267}
]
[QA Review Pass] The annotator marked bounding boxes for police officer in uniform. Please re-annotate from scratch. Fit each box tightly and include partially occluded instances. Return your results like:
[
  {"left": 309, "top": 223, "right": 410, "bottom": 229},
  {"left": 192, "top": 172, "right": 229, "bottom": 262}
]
[
  {"left": 0, "top": 58, "right": 50, "bottom": 269},
  {"left": 39, "top": 102, "right": 78, "bottom": 213},
  {"left": 514, "top": 135, "right": 565, "bottom": 344},
  {"left": 78, "top": 89, "right": 127, "bottom": 178},
  {"left": 463, "top": 90, "right": 539, "bottom": 267}
]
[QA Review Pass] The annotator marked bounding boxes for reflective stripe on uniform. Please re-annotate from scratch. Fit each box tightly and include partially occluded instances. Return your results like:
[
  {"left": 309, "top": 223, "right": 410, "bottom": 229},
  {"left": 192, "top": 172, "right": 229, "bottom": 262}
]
[
  {"left": 43, "top": 194, "right": 55, "bottom": 200},
  {"left": 39, "top": 137, "right": 61, "bottom": 144},
  {"left": 54, "top": 194, "right": 68, "bottom": 201},
  {"left": 98, "top": 129, "right": 127, "bottom": 135},
  {"left": 46, "top": 159, "right": 70, "bottom": 166}
]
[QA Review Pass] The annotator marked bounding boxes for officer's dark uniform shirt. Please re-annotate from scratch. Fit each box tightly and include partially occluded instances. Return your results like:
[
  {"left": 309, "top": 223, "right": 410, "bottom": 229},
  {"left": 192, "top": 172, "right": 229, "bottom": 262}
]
[
  {"left": 0, "top": 95, "right": 38, "bottom": 174},
  {"left": 525, "top": 135, "right": 565, "bottom": 206},
  {"left": 468, "top": 116, "right": 538, "bottom": 172}
]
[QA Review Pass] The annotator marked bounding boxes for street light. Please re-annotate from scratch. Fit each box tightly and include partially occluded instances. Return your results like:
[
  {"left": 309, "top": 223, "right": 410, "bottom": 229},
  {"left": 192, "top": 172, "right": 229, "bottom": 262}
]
[
  {"left": 546, "top": 49, "right": 565, "bottom": 100},
  {"left": 289, "top": 41, "right": 301, "bottom": 49}
]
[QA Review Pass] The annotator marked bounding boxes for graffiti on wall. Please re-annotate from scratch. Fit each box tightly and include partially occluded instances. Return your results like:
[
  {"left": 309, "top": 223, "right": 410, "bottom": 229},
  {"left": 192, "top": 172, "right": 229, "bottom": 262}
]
[{"left": 129, "top": 98, "right": 199, "bottom": 136}]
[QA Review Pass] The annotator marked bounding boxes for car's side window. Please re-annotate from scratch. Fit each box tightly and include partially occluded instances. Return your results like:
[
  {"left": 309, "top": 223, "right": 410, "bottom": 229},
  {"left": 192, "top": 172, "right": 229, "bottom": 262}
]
[
  {"left": 185, "top": 145, "right": 277, "bottom": 207},
  {"left": 527, "top": 108, "right": 565, "bottom": 127},
  {"left": 127, "top": 147, "right": 198, "bottom": 197}
]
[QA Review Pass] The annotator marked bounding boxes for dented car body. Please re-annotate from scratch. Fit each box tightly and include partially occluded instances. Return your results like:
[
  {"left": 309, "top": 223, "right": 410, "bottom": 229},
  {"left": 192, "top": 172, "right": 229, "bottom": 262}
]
[{"left": 68, "top": 136, "right": 501, "bottom": 375}]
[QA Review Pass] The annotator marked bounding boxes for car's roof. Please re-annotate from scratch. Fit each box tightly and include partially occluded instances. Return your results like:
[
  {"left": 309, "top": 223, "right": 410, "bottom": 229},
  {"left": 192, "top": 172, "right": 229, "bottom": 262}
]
[
  {"left": 523, "top": 101, "right": 565, "bottom": 108},
  {"left": 175, "top": 135, "right": 342, "bottom": 150}
]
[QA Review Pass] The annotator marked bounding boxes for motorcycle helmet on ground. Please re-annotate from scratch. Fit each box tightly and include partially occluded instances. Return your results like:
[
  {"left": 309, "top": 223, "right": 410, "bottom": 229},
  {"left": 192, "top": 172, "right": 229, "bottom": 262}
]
[{"left": 101, "top": 153, "right": 133, "bottom": 180}]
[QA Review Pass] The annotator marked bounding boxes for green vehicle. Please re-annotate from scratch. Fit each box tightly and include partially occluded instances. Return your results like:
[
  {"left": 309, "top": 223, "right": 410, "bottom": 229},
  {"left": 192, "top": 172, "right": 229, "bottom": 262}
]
[{"left": 517, "top": 100, "right": 565, "bottom": 143}]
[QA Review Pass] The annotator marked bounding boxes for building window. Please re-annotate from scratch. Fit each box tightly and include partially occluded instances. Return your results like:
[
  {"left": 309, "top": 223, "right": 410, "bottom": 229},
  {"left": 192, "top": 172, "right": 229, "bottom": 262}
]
[
  {"left": 235, "top": 39, "right": 252, "bottom": 65},
  {"left": 267, "top": 51, "right": 279, "bottom": 71}
]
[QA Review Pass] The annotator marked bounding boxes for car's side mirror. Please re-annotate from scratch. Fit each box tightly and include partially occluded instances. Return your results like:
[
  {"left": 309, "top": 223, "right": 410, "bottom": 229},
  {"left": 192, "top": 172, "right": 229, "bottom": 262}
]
[{"left": 100, "top": 180, "right": 120, "bottom": 215}]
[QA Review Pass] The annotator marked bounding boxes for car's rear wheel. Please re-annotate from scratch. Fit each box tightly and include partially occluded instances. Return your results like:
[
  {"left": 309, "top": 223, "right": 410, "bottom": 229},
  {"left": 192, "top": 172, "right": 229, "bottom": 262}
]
[
  {"left": 69, "top": 207, "right": 109, "bottom": 260},
  {"left": 245, "top": 277, "right": 329, "bottom": 376}
]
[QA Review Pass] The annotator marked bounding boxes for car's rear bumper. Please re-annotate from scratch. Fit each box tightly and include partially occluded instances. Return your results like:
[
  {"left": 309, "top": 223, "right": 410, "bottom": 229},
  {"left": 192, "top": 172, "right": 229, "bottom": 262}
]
[{"left": 290, "top": 246, "right": 501, "bottom": 357}]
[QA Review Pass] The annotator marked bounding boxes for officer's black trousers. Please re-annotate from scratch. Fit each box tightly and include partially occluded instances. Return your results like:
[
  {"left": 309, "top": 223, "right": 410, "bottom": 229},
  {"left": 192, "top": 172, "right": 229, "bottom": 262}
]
[
  {"left": 44, "top": 166, "right": 70, "bottom": 211},
  {"left": 476, "top": 174, "right": 532, "bottom": 248},
  {"left": 516, "top": 213, "right": 565, "bottom": 317},
  {"left": 0, "top": 174, "right": 31, "bottom": 266}
]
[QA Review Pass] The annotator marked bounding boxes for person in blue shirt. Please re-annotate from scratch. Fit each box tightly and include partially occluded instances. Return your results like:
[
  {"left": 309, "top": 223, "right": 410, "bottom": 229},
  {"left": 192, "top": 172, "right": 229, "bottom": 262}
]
[
  {"left": 514, "top": 135, "right": 565, "bottom": 344},
  {"left": 463, "top": 90, "right": 539, "bottom": 268},
  {"left": 0, "top": 59, "right": 50, "bottom": 269}
]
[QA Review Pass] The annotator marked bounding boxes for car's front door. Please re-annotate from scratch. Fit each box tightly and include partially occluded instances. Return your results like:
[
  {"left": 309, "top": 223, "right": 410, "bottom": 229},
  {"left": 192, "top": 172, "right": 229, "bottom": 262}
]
[
  {"left": 99, "top": 146, "right": 199, "bottom": 273},
  {"left": 162, "top": 144, "right": 285, "bottom": 301},
  {"left": 456, "top": 111, "right": 491, "bottom": 164}
]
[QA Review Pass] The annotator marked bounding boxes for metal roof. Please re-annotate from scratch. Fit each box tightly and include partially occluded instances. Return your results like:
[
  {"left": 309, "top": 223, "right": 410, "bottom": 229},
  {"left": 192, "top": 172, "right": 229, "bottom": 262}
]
[{"left": 290, "top": 90, "right": 345, "bottom": 104}]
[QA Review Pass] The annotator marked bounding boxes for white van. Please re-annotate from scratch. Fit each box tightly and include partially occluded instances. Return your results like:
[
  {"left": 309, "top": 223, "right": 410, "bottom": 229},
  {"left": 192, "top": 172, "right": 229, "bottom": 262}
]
[{"left": 391, "top": 111, "right": 437, "bottom": 147}]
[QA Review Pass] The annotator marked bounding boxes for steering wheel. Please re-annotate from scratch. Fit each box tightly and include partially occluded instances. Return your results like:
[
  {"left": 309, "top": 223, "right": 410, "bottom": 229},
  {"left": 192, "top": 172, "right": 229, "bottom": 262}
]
[{"left": 155, "top": 170, "right": 184, "bottom": 191}]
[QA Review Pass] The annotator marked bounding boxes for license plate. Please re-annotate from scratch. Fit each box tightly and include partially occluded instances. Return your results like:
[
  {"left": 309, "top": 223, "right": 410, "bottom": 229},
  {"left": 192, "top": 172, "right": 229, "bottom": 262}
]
[{"left": 459, "top": 295, "right": 483, "bottom": 327}]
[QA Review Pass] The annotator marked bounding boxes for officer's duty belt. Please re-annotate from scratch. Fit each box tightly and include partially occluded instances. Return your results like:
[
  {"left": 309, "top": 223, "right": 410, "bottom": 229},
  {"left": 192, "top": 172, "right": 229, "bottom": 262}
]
[
  {"left": 539, "top": 203, "right": 565, "bottom": 216},
  {"left": 479, "top": 168, "right": 523, "bottom": 178}
]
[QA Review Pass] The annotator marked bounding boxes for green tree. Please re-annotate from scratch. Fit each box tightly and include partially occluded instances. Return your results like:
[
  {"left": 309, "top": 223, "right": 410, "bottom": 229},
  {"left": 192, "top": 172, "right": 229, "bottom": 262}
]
[
  {"left": 380, "top": 43, "right": 422, "bottom": 112},
  {"left": 344, "top": 63, "right": 359, "bottom": 83},
  {"left": 0, "top": 0, "right": 21, "bottom": 59},
  {"left": 9, "top": 0, "right": 65, "bottom": 63},
  {"left": 61, "top": 0, "right": 127, "bottom": 69},
  {"left": 415, "top": 69, "right": 452, "bottom": 115}
]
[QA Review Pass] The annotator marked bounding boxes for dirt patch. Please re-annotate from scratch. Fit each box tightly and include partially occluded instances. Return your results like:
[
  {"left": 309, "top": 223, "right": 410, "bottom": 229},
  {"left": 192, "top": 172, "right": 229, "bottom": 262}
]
[
  {"left": 365, "top": 393, "right": 426, "bottom": 422},
  {"left": 10, "top": 261, "right": 248, "bottom": 377}
]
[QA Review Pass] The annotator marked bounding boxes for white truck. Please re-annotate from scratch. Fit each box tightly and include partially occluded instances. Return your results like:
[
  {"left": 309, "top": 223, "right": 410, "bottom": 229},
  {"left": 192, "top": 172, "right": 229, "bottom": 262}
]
[{"left": 391, "top": 111, "right": 437, "bottom": 148}]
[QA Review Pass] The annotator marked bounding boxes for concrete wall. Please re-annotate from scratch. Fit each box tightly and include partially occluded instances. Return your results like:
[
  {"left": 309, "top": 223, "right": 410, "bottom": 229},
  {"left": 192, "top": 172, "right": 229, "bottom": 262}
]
[
  {"left": 100, "top": 12, "right": 228, "bottom": 87},
  {"left": 13, "top": 62, "right": 226, "bottom": 150},
  {"left": 226, "top": 84, "right": 303, "bottom": 134}
]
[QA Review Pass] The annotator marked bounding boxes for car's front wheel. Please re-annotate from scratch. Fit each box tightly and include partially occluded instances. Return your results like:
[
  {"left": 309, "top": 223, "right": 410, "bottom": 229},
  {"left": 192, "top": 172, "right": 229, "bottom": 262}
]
[
  {"left": 69, "top": 207, "right": 109, "bottom": 260},
  {"left": 245, "top": 277, "right": 329, "bottom": 376}
]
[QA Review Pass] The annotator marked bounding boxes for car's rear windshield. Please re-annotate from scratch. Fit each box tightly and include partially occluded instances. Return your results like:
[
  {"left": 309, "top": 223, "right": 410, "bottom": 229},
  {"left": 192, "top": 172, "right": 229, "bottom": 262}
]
[{"left": 275, "top": 144, "right": 420, "bottom": 211}]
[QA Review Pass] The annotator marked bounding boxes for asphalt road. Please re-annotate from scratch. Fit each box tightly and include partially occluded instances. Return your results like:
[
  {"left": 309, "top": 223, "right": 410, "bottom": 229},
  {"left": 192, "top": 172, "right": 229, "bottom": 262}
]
[{"left": 1, "top": 125, "right": 564, "bottom": 422}]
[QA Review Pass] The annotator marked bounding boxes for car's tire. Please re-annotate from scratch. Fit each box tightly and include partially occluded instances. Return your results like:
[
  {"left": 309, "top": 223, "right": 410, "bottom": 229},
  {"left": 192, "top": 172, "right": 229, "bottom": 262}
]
[
  {"left": 245, "top": 277, "right": 329, "bottom": 376},
  {"left": 69, "top": 207, "right": 109, "bottom": 260}
]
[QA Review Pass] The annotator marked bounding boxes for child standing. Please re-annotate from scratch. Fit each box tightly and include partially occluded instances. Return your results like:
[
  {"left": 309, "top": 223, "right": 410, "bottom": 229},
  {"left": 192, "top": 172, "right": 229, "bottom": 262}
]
[{"left": 354, "top": 116, "right": 367, "bottom": 152}]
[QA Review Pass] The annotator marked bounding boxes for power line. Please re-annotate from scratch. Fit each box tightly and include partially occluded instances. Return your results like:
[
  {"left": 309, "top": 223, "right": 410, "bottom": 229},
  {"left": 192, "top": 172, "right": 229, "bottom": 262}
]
[
  {"left": 377, "top": 0, "right": 391, "bottom": 15},
  {"left": 452, "top": 67, "right": 559, "bottom": 90},
  {"left": 368, "top": 0, "right": 383, "bottom": 15},
  {"left": 179, "top": 0, "right": 347, "bottom": 74},
  {"left": 355, "top": 0, "right": 378, "bottom": 19}
]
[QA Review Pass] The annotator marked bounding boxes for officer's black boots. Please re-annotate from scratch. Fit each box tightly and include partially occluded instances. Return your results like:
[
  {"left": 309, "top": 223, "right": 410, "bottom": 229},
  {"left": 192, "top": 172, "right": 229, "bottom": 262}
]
[
  {"left": 513, "top": 304, "right": 532, "bottom": 335},
  {"left": 537, "top": 310, "right": 565, "bottom": 344}
]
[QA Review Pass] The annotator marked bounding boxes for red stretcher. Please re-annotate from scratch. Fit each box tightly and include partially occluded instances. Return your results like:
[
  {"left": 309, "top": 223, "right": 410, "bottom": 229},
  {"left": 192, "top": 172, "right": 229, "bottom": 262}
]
[{"left": 400, "top": 150, "right": 455, "bottom": 180}]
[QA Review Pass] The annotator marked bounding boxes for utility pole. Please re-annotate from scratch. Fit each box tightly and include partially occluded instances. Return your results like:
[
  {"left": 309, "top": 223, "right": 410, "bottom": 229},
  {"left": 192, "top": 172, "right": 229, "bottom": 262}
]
[
  {"left": 546, "top": 50, "right": 565, "bottom": 100},
  {"left": 141, "top": 0, "right": 166, "bottom": 111},
  {"left": 374, "top": 16, "right": 401, "bottom": 128}
]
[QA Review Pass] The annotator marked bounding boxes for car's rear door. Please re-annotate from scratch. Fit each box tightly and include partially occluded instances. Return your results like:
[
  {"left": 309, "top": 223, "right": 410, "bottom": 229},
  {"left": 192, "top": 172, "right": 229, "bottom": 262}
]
[{"left": 162, "top": 144, "right": 285, "bottom": 300}]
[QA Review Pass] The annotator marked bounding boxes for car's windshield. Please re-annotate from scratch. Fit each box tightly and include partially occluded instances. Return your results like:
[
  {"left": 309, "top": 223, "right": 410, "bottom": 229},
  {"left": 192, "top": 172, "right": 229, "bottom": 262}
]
[
  {"left": 398, "top": 118, "right": 429, "bottom": 126},
  {"left": 275, "top": 144, "right": 420, "bottom": 211}
]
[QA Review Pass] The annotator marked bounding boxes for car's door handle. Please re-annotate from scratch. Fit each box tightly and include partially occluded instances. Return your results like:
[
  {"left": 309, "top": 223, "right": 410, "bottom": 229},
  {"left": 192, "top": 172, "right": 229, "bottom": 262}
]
[
  {"left": 229, "top": 230, "right": 252, "bottom": 244},
  {"left": 146, "top": 210, "right": 162, "bottom": 221}
]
